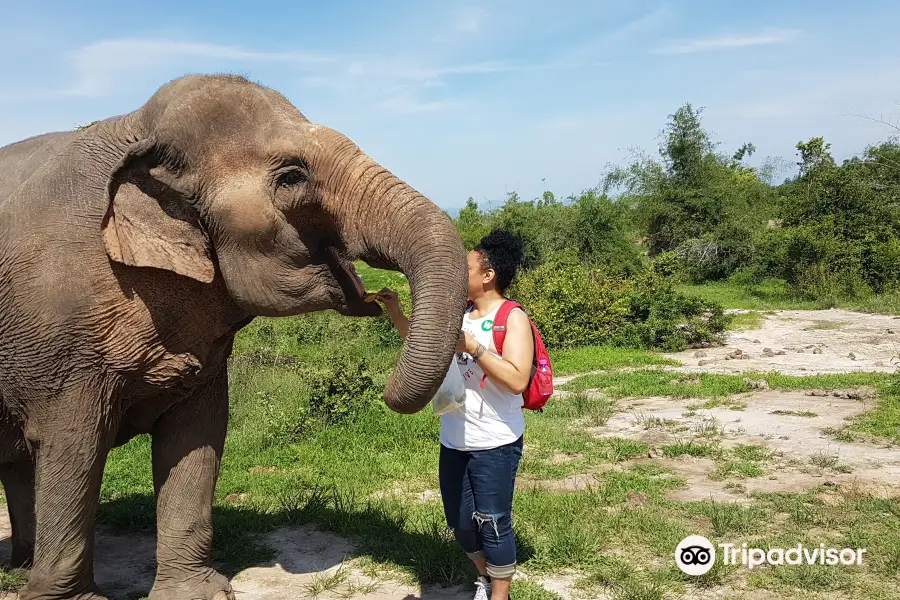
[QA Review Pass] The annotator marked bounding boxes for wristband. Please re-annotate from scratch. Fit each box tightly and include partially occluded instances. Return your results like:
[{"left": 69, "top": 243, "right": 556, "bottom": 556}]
[{"left": 472, "top": 343, "right": 486, "bottom": 362}]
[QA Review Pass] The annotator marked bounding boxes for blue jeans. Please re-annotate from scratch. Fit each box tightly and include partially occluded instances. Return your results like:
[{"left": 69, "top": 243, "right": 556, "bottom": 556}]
[{"left": 438, "top": 436, "right": 524, "bottom": 578}]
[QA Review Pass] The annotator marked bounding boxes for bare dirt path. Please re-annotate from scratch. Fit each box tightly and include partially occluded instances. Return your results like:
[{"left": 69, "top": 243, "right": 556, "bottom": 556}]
[
  {"left": 551, "top": 308, "right": 900, "bottom": 505},
  {"left": 665, "top": 308, "right": 900, "bottom": 376},
  {"left": 0, "top": 514, "right": 472, "bottom": 600}
]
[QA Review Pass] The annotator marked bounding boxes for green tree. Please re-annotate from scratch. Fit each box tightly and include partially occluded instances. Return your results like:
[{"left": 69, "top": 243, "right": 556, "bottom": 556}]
[{"left": 455, "top": 197, "right": 492, "bottom": 250}]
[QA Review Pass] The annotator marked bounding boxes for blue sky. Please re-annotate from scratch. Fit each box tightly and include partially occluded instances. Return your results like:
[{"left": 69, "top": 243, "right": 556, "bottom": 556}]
[{"left": 3, "top": 1, "right": 900, "bottom": 214}]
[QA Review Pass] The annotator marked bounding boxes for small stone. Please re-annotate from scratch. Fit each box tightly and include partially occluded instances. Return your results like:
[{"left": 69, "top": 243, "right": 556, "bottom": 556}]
[
  {"left": 763, "top": 349, "right": 775, "bottom": 357},
  {"left": 419, "top": 489, "right": 440, "bottom": 502},
  {"left": 693, "top": 351, "right": 708, "bottom": 358},
  {"left": 888, "top": 329, "right": 895, "bottom": 334},
  {"left": 844, "top": 388, "right": 876, "bottom": 401},
  {"left": 823, "top": 481, "right": 837, "bottom": 487},
  {"left": 627, "top": 492, "right": 650, "bottom": 508},
  {"left": 849, "top": 352, "right": 856, "bottom": 360},
  {"left": 763, "top": 347, "right": 772, "bottom": 353},
  {"left": 698, "top": 359, "right": 713, "bottom": 366},
  {"left": 740, "top": 354, "right": 750, "bottom": 360},
  {"left": 225, "top": 493, "right": 249, "bottom": 504},
  {"left": 753, "top": 339, "right": 762, "bottom": 344},
  {"left": 797, "top": 349, "right": 805, "bottom": 353},
  {"left": 743, "top": 378, "right": 769, "bottom": 390},
  {"left": 775, "top": 350, "right": 786, "bottom": 355},
  {"left": 648, "top": 447, "right": 663, "bottom": 459},
  {"left": 725, "top": 356, "right": 732, "bottom": 361},
  {"left": 876, "top": 361, "right": 886, "bottom": 367},
  {"left": 813, "top": 348, "right": 823, "bottom": 355}
]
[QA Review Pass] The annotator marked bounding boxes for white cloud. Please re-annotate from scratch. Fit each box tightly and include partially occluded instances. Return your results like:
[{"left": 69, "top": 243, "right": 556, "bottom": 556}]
[
  {"left": 602, "top": 4, "right": 672, "bottom": 46},
  {"left": 376, "top": 91, "right": 465, "bottom": 115},
  {"left": 454, "top": 7, "right": 489, "bottom": 34},
  {"left": 62, "top": 38, "right": 335, "bottom": 97},
  {"left": 655, "top": 28, "right": 800, "bottom": 55},
  {"left": 49, "top": 36, "right": 514, "bottom": 116},
  {"left": 726, "top": 65, "right": 900, "bottom": 121},
  {"left": 561, "top": 4, "right": 671, "bottom": 64}
]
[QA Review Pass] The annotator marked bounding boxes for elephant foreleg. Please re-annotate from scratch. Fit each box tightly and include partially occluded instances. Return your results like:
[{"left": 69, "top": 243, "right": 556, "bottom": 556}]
[
  {"left": 148, "top": 368, "right": 234, "bottom": 600},
  {"left": 0, "top": 459, "right": 36, "bottom": 570},
  {"left": 19, "top": 386, "right": 115, "bottom": 600}
]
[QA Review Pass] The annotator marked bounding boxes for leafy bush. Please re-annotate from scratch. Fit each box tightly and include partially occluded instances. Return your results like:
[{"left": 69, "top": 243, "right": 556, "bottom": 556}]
[
  {"left": 508, "top": 250, "right": 632, "bottom": 349},
  {"left": 509, "top": 251, "right": 726, "bottom": 351},
  {"left": 307, "top": 354, "right": 382, "bottom": 427},
  {"left": 619, "top": 272, "right": 728, "bottom": 351}
]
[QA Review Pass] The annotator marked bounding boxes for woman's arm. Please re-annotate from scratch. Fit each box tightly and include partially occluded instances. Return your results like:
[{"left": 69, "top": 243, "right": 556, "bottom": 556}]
[
  {"left": 375, "top": 288, "right": 467, "bottom": 351},
  {"left": 371, "top": 289, "right": 410, "bottom": 339},
  {"left": 464, "top": 309, "right": 534, "bottom": 395}
]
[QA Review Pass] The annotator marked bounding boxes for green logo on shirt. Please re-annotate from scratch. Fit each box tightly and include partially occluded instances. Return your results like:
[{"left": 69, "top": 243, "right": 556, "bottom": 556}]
[{"left": 481, "top": 319, "right": 493, "bottom": 331}]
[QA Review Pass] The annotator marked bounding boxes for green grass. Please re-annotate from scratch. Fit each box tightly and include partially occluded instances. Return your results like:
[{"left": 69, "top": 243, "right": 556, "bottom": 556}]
[
  {"left": 678, "top": 278, "right": 900, "bottom": 314},
  {"left": 562, "top": 371, "right": 752, "bottom": 399},
  {"left": 726, "top": 310, "right": 770, "bottom": 331},
  {"left": 550, "top": 346, "right": 679, "bottom": 376},
  {"left": 85, "top": 346, "right": 900, "bottom": 599},
  {"left": 0, "top": 569, "right": 27, "bottom": 593}
]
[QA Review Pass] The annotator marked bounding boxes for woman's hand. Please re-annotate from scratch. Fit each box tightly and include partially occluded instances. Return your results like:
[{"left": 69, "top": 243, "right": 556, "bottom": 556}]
[
  {"left": 372, "top": 288, "right": 402, "bottom": 315},
  {"left": 457, "top": 331, "right": 477, "bottom": 354},
  {"left": 370, "top": 288, "right": 409, "bottom": 339}
]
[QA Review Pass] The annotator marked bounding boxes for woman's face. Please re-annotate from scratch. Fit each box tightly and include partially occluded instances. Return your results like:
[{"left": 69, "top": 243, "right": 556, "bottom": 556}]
[{"left": 466, "top": 250, "right": 493, "bottom": 298}]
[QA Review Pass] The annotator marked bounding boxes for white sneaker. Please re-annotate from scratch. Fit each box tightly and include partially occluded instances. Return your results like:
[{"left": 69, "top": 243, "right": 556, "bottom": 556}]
[{"left": 473, "top": 575, "right": 492, "bottom": 600}]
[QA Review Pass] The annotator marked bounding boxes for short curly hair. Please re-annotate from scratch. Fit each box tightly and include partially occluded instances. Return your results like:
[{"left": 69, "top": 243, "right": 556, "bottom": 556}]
[{"left": 474, "top": 229, "right": 526, "bottom": 293}]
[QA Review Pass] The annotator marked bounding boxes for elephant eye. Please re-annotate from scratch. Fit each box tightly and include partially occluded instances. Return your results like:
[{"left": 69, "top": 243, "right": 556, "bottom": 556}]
[{"left": 277, "top": 169, "right": 307, "bottom": 188}]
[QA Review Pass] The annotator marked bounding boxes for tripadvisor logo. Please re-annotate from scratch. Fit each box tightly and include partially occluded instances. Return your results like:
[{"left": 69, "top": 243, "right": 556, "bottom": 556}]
[
  {"left": 481, "top": 319, "right": 493, "bottom": 332},
  {"left": 675, "top": 535, "right": 867, "bottom": 574}
]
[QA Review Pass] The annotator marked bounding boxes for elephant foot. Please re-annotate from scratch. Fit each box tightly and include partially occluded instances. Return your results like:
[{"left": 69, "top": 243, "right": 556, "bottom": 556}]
[
  {"left": 149, "top": 569, "right": 235, "bottom": 600},
  {"left": 17, "top": 586, "right": 107, "bottom": 600},
  {"left": 16, "top": 573, "right": 106, "bottom": 600}
]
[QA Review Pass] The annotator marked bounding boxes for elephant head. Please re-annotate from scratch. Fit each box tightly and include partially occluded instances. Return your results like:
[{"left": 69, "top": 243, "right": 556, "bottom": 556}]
[{"left": 99, "top": 74, "right": 468, "bottom": 413}]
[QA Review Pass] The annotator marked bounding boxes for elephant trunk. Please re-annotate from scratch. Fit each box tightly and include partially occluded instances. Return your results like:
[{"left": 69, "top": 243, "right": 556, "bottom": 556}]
[{"left": 328, "top": 141, "right": 468, "bottom": 414}]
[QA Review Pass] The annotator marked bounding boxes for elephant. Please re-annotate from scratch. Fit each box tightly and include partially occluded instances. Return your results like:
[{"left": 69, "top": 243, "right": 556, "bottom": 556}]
[{"left": 0, "top": 73, "right": 468, "bottom": 600}]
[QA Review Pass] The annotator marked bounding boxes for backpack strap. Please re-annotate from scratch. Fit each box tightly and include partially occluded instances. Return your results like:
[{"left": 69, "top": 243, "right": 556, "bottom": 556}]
[
  {"left": 491, "top": 299, "right": 521, "bottom": 357},
  {"left": 479, "top": 299, "right": 523, "bottom": 390}
]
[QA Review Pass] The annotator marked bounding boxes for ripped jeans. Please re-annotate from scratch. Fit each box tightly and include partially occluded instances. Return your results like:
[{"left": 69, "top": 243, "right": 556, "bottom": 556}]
[{"left": 438, "top": 436, "right": 524, "bottom": 579}]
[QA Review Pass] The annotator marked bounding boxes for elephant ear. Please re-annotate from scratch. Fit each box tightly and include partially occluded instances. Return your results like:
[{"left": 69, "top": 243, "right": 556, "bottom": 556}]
[{"left": 101, "top": 138, "right": 216, "bottom": 284}]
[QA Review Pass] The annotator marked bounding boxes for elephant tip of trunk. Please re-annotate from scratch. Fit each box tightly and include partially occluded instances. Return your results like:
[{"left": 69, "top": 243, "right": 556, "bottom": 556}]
[{"left": 381, "top": 376, "right": 435, "bottom": 415}]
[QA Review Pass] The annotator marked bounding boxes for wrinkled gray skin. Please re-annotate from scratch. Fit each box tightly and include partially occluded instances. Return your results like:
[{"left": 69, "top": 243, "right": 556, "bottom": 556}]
[{"left": 0, "top": 74, "right": 468, "bottom": 600}]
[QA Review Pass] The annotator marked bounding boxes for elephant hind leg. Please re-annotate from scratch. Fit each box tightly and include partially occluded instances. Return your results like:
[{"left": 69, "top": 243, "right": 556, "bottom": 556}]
[{"left": 0, "top": 459, "right": 36, "bottom": 570}]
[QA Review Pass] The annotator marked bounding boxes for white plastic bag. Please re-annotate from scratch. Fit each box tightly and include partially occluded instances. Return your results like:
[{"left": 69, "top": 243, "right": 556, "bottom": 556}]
[{"left": 431, "top": 359, "right": 467, "bottom": 415}]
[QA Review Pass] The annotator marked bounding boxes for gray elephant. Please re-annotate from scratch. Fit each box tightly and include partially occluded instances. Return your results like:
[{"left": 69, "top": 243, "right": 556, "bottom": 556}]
[{"left": 0, "top": 73, "right": 468, "bottom": 600}]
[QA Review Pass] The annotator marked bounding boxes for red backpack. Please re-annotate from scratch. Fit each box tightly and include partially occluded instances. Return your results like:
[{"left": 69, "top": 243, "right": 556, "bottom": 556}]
[{"left": 468, "top": 299, "right": 554, "bottom": 411}]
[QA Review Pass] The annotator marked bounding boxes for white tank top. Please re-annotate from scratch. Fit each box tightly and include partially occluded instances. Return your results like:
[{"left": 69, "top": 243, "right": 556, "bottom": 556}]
[{"left": 439, "top": 302, "right": 526, "bottom": 451}]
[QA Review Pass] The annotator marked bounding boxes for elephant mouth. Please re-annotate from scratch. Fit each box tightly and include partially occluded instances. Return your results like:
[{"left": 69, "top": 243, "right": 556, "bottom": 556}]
[{"left": 324, "top": 244, "right": 380, "bottom": 316}]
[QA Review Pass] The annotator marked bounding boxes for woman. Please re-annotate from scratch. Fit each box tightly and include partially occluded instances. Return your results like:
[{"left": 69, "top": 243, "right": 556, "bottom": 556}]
[{"left": 374, "top": 229, "right": 533, "bottom": 600}]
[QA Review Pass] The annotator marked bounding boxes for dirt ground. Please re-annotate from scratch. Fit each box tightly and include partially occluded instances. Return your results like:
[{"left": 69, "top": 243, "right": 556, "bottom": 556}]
[
  {"left": 666, "top": 308, "right": 900, "bottom": 376},
  {"left": 2, "top": 308, "right": 898, "bottom": 600}
]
